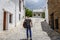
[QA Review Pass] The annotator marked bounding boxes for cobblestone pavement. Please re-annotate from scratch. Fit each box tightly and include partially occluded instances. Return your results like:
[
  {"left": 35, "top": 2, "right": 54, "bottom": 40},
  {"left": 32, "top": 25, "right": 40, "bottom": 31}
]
[{"left": 0, "top": 18, "right": 60, "bottom": 40}]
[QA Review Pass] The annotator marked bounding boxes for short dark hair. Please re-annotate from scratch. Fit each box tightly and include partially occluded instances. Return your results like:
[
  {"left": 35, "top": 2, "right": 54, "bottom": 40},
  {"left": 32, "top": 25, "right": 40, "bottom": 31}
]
[{"left": 26, "top": 16, "right": 29, "bottom": 17}]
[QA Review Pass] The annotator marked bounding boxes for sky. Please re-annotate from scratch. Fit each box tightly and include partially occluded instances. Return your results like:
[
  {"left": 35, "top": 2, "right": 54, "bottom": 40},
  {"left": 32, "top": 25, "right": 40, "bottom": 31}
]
[{"left": 24, "top": 0, "right": 46, "bottom": 10}]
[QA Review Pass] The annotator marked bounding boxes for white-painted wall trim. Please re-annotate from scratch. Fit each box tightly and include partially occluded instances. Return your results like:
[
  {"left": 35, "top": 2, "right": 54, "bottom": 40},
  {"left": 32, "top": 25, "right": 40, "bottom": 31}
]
[{"left": 45, "top": 0, "right": 49, "bottom": 23}]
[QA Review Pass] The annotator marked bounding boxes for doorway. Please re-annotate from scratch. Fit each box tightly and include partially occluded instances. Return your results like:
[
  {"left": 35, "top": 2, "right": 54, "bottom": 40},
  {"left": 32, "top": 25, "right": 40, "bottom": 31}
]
[
  {"left": 3, "top": 11, "right": 7, "bottom": 30},
  {"left": 50, "top": 13, "right": 54, "bottom": 30},
  {"left": 55, "top": 18, "right": 59, "bottom": 29}
]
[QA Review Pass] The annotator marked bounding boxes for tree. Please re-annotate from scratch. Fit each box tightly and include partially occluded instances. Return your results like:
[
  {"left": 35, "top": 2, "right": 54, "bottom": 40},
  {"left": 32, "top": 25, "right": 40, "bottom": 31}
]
[
  {"left": 25, "top": 8, "right": 32, "bottom": 17},
  {"left": 42, "top": 12, "right": 45, "bottom": 18}
]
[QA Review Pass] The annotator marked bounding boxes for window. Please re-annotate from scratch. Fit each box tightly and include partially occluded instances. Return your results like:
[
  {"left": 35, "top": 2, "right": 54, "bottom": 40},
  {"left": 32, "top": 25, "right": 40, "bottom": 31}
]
[
  {"left": 22, "top": 0, "right": 24, "bottom": 7},
  {"left": 9, "top": 14, "right": 12, "bottom": 23},
  {"left": 23, "top": 4, "right": 24, "bottom": 9},
  {"left": 38, "top": 14, "right": 40, "bottom": 16},
  {"left": 19, "top": 0, "right": 21, "bottom": 11},
  {"left": 34, "top": 14, "right": 36, "bottom": 16},
  {"left": 19, "top": 14, "right": 20, "bottom": 20}
]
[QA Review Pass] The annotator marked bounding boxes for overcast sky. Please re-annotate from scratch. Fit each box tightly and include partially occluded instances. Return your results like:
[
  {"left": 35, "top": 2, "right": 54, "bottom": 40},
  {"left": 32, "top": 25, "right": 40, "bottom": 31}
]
[{"left": 24, "top": 0, "right": 46, "bottom": 10}]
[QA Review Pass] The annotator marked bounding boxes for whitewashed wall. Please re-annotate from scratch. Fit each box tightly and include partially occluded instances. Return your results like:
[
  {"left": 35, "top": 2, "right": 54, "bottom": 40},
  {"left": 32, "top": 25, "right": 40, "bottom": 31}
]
[
  {"left": 15, "top": 0, "right": 25, "bottom": 26},
  {"left": 0, "top": 7, "right": 3, "bottom": 31},
  {"left": 0, "top": 0, "right": 25, "bottom": 31},
  {"left": 0, "top": 0, "right": 16, "bottom": 30},
  {"left": 45, "top": 0, "right": 49, "bottom": 23},
  {"left": 21, "top": 0, "right": 25, "bottom": 19}
]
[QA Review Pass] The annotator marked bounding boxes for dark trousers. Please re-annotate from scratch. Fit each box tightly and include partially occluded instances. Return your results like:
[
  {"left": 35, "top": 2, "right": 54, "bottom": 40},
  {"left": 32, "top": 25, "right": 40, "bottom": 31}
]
[{"left": 26, "top": 26, "right": 32, "bottom": 39}]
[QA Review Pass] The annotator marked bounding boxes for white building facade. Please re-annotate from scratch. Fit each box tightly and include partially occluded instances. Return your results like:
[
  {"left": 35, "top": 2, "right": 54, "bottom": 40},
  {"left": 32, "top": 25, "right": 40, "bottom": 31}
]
[
  {"left": 0, "top": 0, "right": 25, "bottom": 31},
  {"left": 45, "top": 0, "right": 49, "bottom": 23},
  {"left": 32, "top": 9, "right": 45, "bottom": 18}
]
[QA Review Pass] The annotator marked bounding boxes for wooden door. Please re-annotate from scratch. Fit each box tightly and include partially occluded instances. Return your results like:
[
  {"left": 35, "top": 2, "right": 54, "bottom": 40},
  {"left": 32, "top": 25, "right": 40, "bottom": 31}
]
[
  {"left": 3, "top": 11, "right": 7, "bottom": 30},
  {"left": 50, "top": 13, "right": 54, "bottom": 30}
]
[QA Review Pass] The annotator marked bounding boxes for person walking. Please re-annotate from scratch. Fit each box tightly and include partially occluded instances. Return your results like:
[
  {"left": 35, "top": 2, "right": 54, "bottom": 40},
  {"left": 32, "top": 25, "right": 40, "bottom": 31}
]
[{"left": 23, "top": 16, "right": 32, "bottom": 40}]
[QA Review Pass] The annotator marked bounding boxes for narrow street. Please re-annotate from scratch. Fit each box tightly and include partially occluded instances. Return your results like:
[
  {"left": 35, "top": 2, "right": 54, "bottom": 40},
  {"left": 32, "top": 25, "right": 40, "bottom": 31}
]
[{"left": 0, "top": 18, "right": 60, "bottom": 40}]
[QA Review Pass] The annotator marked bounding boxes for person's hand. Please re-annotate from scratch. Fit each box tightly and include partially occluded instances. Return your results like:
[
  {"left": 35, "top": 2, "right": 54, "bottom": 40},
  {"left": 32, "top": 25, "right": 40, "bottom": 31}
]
[{"left": 30, "top": 22, "right": 33, "bottom": 27}]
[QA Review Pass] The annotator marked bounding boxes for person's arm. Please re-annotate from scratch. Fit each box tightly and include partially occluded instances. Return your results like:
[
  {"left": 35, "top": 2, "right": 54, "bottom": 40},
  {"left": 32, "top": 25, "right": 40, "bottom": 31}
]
[{"left": 30, "top": 20, "right": 33, "bottom": 27}]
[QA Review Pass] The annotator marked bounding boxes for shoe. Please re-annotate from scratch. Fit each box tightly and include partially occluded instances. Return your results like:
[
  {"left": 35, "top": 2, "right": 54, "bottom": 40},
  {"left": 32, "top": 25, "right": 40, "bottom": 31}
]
[{"left": 30, "top": 39, "right": 32, "bottom": 40}]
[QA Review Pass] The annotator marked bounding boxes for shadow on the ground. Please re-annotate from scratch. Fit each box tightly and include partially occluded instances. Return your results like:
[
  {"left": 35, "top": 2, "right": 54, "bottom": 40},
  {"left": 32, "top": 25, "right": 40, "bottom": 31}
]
[
  {"left": 41, "top": 21, "right": 60, "bottom": 40},
  {"left": 20, "top": 39, "right": 27, "bottom": 40}
]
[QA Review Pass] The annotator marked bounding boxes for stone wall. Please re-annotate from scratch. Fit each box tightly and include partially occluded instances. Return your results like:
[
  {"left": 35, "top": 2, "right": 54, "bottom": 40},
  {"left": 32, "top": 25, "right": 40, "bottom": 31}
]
[{"left": 48, "top": 0, "right": 60, "bottom": 33}]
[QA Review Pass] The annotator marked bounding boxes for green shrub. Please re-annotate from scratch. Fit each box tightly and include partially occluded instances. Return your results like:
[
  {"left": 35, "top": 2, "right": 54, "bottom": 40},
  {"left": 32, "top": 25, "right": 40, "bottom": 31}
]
[
  {"left": 42, "top": 12, "right": 45, "bottom": 18},
  {"left": 25, "top": 8, "right": 32, "bottom": 17}
]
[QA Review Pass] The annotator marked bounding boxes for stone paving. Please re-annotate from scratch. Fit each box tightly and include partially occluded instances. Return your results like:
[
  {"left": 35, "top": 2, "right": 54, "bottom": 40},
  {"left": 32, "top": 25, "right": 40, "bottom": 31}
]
[
  {"left": 0, "top": 18, "right": 60, "bottom": 40},
  {"left": 41, "top": 21, "right": 60, "bottom": 40}
]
